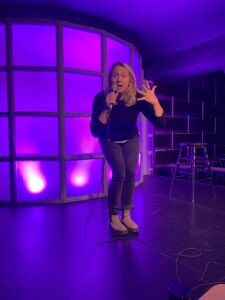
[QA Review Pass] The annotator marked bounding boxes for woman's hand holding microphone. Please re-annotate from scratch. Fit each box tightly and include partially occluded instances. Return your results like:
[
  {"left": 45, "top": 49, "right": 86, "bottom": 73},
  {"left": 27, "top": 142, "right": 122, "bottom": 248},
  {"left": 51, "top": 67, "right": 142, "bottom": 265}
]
[
  {"left": 98, "top": 89, "right": 118, "bottom": 124},
  {"left": 105, "top": 90, "right": 118, "bottom": 110}
]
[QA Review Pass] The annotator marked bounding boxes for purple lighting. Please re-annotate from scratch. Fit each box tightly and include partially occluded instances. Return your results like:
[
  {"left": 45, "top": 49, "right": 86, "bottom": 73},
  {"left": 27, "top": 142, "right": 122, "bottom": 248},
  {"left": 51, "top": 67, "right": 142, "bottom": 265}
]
[
  {"left": 12, "top": 24, "right": 56, "bottom": 66},
  {"left": 0, "top": 117, "right": 9, "bottom": 156},
  {"left": 14, "top": 71, "right": 58, "bottom": 112},
  {"left": 16, "top": 161, "right": 59, "bottom": 201},
  {"left": 19, "top": 162, "right": 46, "bottom": 193},
  {"left": 0, "top": 72, "right": 8, "bottom": 112},
  {"left": 66, "top": 159, "right": 103, "bottom": 197},
  {"left": 64, "top": 73, "right": 102, "bottom": 114},
  {"left": 106, "top": 37, "right": 131, "bottom": 73},
  {"left": 133, "top": 50, "right": 142, "bottom": 88},
  {"left": 1, "top": 21, "right": 143, "bottom": 203},
  {"left": 63, "top": 27, "right": 102, "bottom": 71},
  {"left": 71, "top": 170, "right": 88, "bottom": 187},
  {"left": 0, "top": 162, "right": 10, "bottom": 201},
  {"left": 0, "top": 25, "right": 6, "bottom": 66},
  {"left": 65, "top": 117, "right": 101, "bottom": 155},
  {"left": 15, "top": 117, "right": 59, "bottom": 156}
]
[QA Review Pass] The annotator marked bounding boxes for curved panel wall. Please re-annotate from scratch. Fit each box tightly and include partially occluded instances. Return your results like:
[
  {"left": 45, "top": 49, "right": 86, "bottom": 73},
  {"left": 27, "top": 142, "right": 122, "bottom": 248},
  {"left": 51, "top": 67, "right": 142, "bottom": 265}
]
[{"left": 0, "top": 20, "right": 143, "bottom": 203}]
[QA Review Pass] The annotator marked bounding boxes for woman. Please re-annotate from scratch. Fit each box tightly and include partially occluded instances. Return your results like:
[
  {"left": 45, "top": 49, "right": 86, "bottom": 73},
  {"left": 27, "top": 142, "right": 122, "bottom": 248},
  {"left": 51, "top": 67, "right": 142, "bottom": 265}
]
[{"left": 90, "top": 62, "right": 165, "bottom": 235}]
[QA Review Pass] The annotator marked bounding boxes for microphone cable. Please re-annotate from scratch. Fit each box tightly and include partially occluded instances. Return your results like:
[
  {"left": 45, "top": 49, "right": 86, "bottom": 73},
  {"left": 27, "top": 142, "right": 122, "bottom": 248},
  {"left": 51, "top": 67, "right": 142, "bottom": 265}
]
[
  {"left": 83, "top": 89, "right": 225, "bottom": 298},
  {"left": 83, "top": 178, "right": 225, "bottom": 299}
]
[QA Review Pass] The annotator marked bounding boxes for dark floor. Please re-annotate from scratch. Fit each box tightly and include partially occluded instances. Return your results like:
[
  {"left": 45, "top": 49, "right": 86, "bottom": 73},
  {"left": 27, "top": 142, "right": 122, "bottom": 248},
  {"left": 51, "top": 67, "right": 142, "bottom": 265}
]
[{"left": 0, "top": 175, "right": 225, "bottom": 300}]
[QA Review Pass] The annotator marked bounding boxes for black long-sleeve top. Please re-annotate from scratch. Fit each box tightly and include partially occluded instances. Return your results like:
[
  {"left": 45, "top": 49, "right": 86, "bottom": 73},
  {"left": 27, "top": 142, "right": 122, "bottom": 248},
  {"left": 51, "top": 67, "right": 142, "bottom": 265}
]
[{"left": 90, "top": 91, "right": 166, "bottom": 141}]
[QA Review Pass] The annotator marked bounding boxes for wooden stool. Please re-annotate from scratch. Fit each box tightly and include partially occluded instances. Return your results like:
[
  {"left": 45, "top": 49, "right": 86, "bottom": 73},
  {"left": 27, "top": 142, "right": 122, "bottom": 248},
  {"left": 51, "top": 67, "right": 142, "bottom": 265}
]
[{"left": 169, "top": 142, "right": 216, "bottom": 203}]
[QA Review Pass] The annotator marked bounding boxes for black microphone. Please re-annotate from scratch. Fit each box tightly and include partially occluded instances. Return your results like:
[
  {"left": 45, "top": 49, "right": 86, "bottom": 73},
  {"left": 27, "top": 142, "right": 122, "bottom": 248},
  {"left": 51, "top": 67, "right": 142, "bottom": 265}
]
[{"left": 110, "top": 84, "right": 118, "bottom": 110}]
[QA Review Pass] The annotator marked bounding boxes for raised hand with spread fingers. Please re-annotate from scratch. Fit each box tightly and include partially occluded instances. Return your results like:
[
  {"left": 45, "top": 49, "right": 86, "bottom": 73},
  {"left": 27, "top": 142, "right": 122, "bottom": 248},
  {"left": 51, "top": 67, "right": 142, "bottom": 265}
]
[{"left": 137, "top": 80, "right": 164, "bottom": 116}]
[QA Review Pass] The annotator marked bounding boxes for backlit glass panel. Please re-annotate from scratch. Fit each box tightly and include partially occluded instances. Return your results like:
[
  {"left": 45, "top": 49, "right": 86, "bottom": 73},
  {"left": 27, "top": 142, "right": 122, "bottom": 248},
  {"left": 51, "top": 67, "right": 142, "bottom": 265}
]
[
  {"left": 14, "top": 71, "right": 58, "bottom": 112},
  {"left": 133, "top": 50, "right": 142, "bottom": 88},
  {"left": 16, "top": 160, "right": 59, "bottom": 201},
  {"left": 0, "top": 72, "right": 8, "bottom": 112},
  {"left": 0, "top": 25, "right": 6, "bottom": 66},
  {"left": 0, "top": 117, "right": 9, "bottom": 157},
  {"left": 0, "top": 162, "right": 10, "bottom": 201},
  {"left": 15, "top": 117, "right": 59, "bottom": 156},
  {"left": 65, "top": 117, "right": 101, "bottom": 155},
  {"left": 12, "top": 24, "right": 56, "bottom": 66},
  {"left": 63, "top": 27, "right": 102, "bottom": 71},
  {"left": 66, "top": 159, "right": 103, "bottom": 197},
  {"left": 106, "top": 37, "right": 130, "bottom": 73},
  {"left": 64, "top": 73, "right": 102, "bottom": 114}
]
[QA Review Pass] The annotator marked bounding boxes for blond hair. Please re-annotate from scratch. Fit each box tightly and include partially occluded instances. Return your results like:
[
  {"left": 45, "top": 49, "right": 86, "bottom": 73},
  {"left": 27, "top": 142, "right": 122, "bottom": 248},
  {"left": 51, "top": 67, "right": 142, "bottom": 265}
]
[{"left": 106, "top": 62, "right": 137, "bottom": 106}]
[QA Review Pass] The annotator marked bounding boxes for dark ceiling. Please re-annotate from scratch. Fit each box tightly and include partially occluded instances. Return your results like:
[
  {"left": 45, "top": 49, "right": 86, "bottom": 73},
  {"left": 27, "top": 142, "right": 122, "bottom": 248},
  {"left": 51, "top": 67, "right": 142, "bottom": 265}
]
[{"left": 1, "top": 0, "right": 225, "bottom": 80}]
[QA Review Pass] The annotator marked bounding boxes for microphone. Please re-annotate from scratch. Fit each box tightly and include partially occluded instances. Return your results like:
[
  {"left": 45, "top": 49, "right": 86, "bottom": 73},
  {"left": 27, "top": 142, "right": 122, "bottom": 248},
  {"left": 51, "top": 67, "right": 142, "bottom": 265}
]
[
  {"left": 110, "top": 84, "right": 118, "bottom": 110},
  {"left": 111, "top": 83, "right": 118, "bottom": 93}
]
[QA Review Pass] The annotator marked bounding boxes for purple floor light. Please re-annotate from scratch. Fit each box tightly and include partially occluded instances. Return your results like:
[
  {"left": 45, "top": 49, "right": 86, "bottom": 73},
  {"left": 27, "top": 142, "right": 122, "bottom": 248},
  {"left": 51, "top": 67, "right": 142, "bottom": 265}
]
[
  {"left": 70, "top": 168, "right": 89, "bottom": 187},
  {"left": 66, "top": 159, "right": 103, "bottom": 198},
  {"left": 0, "top": 20, "right": 143, "bottom": 203},
  {"left": 19, "top": 162, "right": 47, "bottom": 193},
  {"left": 16, "top": 161, "right": 59, "bottom": 202}
]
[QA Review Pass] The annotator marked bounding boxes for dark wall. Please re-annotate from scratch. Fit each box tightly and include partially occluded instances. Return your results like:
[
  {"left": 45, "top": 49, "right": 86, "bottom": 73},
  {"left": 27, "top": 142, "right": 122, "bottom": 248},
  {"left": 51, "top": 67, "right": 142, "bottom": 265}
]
[{"left": 153, "top": 72, "right": 225, "bottom": 175}]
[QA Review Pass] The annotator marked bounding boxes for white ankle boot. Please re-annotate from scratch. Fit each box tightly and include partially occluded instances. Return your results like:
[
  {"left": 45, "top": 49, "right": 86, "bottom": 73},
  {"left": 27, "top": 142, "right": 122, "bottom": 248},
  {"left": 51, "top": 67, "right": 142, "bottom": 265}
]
[
  {"left": 121, "top": 210, "right": 139, "bottom": 233},
  {"left": 110, "top": 214, "right": 128, "bottom": 235}
]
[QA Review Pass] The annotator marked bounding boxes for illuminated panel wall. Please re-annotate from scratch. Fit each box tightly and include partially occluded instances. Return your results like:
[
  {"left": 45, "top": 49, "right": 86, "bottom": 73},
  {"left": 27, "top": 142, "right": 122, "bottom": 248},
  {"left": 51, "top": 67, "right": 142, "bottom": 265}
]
[
  {"left": 14, "top": 71, "right": 58, "bottom": 112},
  {"left": 0, "top": 162, "right": 10, "bottom": 202},
  {"left": 0, "top": 72, "right": 7, "bottom": 112},
  {"left": 106, "top": 36, "right": 131, "bottom": 74},
  {"left": 12, "top": 24, "right": 56, "bottom": 66},
  {"left": 0, "top": 117, "right": 9, "bottom": 157},
  {"left": 0, "top": 21, "right": 143, "bottom": 203},
  {"left": 133, "top": 50, "right": 142, "bottom": 89},
  {"left": 0, "top": 24, "right": 6, "bottom": 66}
]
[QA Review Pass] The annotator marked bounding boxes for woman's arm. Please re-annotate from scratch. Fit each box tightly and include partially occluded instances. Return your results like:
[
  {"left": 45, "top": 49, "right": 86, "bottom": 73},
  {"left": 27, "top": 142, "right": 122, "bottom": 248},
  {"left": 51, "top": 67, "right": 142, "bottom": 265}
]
[
  {"left": 137, "top": 82, "right": 166, "bottom": 127},
  {"left": 90, "top": 92, "right": 108, "bottom": 137}
]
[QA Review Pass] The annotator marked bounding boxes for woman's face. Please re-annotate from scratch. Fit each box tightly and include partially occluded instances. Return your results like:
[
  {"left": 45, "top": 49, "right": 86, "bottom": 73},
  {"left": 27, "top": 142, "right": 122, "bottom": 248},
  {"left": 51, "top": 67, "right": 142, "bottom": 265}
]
[{"left": 111, "top": 65, "right": 130, "bottom": 94}]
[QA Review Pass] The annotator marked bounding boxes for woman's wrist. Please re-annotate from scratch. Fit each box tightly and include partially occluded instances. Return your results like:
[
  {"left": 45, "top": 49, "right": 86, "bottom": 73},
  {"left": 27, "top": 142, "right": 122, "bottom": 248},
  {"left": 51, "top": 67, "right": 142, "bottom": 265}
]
[
  {"left": 98, "top": 109, "right": 110, "bottom": 124},
  {"left": 152, "top": 101, "right": 164, "bottom": 117}
]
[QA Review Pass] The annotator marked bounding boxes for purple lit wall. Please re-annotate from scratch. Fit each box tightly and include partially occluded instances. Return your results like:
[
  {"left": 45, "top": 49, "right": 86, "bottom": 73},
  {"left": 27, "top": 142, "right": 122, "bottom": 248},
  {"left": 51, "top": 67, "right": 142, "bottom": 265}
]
[
  {"left": 16, "top": 161, "right": 59, "bottom": 201},
  {"left": 66, "top": 159, "right": 103, "bottom": 197},
  {"left": 64, "top": 73, "right": 102, "bottom": 114},
  {"left": 15, "top": 117, "right": 59, "bottom": 156},
  {"left": 0, "top": 20, "right": 143, "bottom": 203},
  {"left": 65, "top": 117, "right": 101, "bottom": 155},
  {"left": 0, "top": 25, "right": 6, "bottom": 66},
  {"left": 63, "top": 27, "right": 102, "bottom": 71},
  {"left": 0, "top": 72, "right": 8, "bottom": 112},
  {"left": 12, "top": 24, "right": 56, "bottom": 66},
  {"left": 0, "top": 162, "right": 10, "bottom": 201},
  {"left": 106, "top": 37, "right": 131, "bottom": 74},
  {"left": 14, "top": 71, "right": 58, "bottom": 112},
  {"left": 0, "top": 117, "right": 9, "bottom": 156},
  {"left": 133, "top": 51, "right": 142, "bottom": 88}
]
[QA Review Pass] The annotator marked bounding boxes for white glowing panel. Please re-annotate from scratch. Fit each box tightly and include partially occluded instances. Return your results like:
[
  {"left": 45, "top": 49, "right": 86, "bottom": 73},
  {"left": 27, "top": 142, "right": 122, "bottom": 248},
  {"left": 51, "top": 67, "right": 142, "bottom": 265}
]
[{"left": 16, "top": 161, "right": 59, "bottom": 201}]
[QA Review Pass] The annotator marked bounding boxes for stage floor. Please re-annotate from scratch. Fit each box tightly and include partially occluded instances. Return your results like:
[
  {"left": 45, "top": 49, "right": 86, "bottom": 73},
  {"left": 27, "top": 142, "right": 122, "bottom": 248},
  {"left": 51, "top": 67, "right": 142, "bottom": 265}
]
[{"left": 0, "top": 175, "right": 225, "bottom": 300}]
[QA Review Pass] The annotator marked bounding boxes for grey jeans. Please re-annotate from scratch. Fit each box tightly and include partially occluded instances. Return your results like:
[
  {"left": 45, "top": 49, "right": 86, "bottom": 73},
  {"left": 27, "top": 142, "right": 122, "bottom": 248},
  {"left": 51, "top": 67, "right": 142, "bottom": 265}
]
[{"left": 99, "top": 135, "right": 139, "bottom": 215}]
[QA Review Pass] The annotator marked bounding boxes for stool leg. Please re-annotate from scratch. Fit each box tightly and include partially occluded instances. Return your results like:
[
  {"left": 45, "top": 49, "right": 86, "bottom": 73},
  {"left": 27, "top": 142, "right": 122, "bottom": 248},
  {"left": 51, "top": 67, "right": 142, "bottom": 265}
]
[
  {"left": 169, "top": 147, "right": 182, "bottom": 198},
  {"left": 203, "top": 146, "right": 216, "bottom": 199}
]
